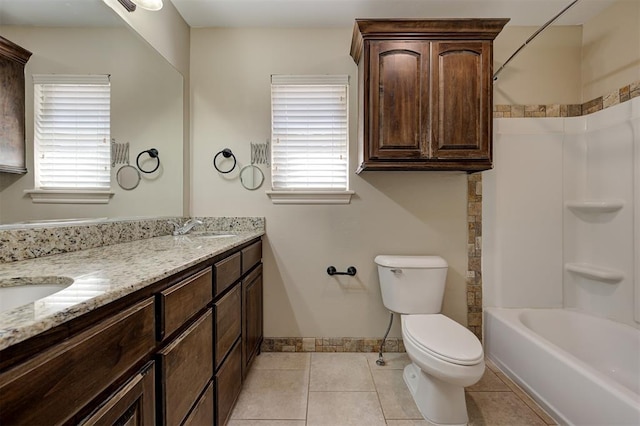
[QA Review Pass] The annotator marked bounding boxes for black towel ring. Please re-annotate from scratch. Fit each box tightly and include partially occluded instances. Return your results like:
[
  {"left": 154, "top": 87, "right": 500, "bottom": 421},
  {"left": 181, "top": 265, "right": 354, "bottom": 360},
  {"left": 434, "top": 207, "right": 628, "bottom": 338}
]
[
  {"left": 136, "top": 148, "right": 160, "bottom": 174},
  {"left": 213, "top": 148, "right": 237, "bottom": 174}
]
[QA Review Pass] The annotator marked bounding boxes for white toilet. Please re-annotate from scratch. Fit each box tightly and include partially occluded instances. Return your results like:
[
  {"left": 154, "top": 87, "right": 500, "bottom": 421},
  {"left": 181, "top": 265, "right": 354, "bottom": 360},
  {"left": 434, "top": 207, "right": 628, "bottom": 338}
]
[{"left": 375, "top": 255, "right": 485, "bottom": 426}]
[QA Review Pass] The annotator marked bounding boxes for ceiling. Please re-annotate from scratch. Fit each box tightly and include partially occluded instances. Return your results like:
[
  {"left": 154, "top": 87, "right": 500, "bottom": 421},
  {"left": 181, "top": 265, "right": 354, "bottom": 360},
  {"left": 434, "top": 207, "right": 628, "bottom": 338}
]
[
  {"left": 171, "top": 0, "right": 619, "bottom": 28},
  {"left": 0, "top": 0, "right": 620, "bottom": 28}
]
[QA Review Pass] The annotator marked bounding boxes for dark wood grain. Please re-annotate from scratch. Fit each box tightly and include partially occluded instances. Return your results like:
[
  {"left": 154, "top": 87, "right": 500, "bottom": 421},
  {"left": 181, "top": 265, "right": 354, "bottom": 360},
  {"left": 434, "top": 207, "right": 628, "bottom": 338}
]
[
  {"left": 158, "top": 267, "right": 212, "bottom": 341},
  {"left": 214, "top": 252, "right": 241, "bottom": 297},
  {"left": 183, "top": 380, "right": 215, "bottom": 426},
  {"left": 350, "top": 19, "right": 507, "bottom": 173},
  {"left": 242, "top": 265, "right": 263, "bottom": 379},
  {"left": 0, "top": 36, "right": 32, "bottom": 174},
  {"left": 241, "top": 240, "right": 262, "bottom": 275},
  {"left": 431, "top": 41, "right": 491, "bottom": 160},
  {"left": 216, "top": 340, "right": 242, "bottom": 426},
  {"left": 158, "top": 309, "right": 213, "bottom": 426},
  {"left": 81, "top": 361, "right": 156, "bottom": 426},
  {"left": 0, "top": 298, "right": 155, "bottom": 425},
  {"left": 215, "top": 284, "right": 242, "bottom": 370}
]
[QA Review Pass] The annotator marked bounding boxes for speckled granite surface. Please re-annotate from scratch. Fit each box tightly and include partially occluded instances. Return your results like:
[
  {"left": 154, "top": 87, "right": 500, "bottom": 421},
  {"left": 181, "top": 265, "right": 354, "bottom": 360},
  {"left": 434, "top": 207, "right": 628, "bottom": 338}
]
[
  {"left": 0, "top": 216, "right": 265, "bottom": 263},
  {"left": 0, "top": 225, "right": 264, "bottom": 351}
]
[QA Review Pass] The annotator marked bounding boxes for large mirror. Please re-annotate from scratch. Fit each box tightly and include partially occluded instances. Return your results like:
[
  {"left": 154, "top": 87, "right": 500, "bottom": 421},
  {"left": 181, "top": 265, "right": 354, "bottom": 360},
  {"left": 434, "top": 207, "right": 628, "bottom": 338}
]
[{"left": 0, "top": 0, "right": 184, "bottom": 225}]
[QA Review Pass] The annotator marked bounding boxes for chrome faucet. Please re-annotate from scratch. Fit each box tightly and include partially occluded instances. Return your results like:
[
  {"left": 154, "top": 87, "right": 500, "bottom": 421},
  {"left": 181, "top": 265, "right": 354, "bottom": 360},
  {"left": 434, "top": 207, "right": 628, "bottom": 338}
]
[{"left": 169, "top": 218, "right": 203, "bottom": 236}]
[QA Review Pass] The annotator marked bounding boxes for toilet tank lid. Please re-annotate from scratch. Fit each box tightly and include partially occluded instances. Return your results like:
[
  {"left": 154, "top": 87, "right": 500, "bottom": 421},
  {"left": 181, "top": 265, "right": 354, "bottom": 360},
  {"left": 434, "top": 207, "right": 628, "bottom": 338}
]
[{"left": 374, "top": 255, "right": 448, "bottom": 268}]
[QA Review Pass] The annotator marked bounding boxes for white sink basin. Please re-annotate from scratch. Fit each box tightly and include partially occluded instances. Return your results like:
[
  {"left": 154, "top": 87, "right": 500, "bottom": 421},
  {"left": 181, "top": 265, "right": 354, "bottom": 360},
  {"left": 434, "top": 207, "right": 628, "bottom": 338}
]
[{"left": 0, "top": 277, "right": 74, "bottom": 313}]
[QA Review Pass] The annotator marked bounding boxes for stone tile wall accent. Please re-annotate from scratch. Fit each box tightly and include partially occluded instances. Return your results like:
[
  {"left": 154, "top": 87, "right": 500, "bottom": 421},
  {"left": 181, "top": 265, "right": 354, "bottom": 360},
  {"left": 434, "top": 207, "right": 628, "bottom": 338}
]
[
  {"left": 0, "top": 216, "right": 265, "bottom": 263},
  {"left": 262, "top": 337, "right": 405, "bottom": 353},
  {"left": 494, "top": 80, "right": 639, "bottom": 118},
  {"left": 467, "top": 174, "right": 483, "bottom": 339}
]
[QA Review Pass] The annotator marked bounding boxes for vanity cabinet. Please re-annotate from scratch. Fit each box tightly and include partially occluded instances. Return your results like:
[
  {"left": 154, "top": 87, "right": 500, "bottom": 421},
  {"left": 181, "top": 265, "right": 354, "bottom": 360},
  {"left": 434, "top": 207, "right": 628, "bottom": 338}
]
[
  {"left": 0, "top": 36, "right": 32, "bottom": 174},
  {"left": 0, "top": 236, "right": 264, "bottom": 426},
  {"left": 0, "top": 298, "right": 156, "bottom": 425},
  {"left": 350, "top": 19, "right": 508, "bottom": 173}
]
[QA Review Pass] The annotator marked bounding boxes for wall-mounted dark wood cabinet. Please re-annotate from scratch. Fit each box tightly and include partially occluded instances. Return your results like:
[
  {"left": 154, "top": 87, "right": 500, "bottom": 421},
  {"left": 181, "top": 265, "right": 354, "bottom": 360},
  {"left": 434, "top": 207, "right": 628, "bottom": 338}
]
[
  {"left": 0, "top": 36, "right": 32, "bottom": 174},
  {"left": 350, "top": 19, "right": 508, "bottom": 173}
]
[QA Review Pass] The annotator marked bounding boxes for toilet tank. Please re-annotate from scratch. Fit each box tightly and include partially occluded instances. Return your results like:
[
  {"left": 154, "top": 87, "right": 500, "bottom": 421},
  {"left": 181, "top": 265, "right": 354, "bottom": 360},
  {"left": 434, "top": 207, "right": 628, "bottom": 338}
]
[{"left": 375, "top": 255, "right": 448, "bottom": 314}]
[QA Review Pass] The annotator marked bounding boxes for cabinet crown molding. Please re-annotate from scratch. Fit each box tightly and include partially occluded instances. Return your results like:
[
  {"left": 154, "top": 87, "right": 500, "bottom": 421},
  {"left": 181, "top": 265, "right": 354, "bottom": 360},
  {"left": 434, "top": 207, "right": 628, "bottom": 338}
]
[{"left": 350, "top": 18, "right": 509, "bottom": 63}]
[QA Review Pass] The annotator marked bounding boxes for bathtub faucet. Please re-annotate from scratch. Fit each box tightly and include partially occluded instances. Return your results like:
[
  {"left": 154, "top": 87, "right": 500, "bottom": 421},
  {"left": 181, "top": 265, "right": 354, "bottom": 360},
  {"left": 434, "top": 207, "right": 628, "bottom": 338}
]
[{"left": 169, "top": 218, "right": 203, "bottom": 236}]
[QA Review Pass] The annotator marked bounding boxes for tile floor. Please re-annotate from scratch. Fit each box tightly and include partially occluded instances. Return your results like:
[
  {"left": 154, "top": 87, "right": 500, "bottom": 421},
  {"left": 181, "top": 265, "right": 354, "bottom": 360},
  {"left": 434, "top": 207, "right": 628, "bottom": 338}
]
[{"left": 229, "top": 352, "right": 558, "bottom": 426}]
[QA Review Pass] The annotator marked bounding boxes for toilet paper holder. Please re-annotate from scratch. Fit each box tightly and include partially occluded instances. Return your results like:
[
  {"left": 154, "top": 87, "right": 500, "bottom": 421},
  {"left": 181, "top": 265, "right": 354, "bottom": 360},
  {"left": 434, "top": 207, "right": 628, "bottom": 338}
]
[{"left": 326, "top": 266, "right": 357, "bottom": 276}]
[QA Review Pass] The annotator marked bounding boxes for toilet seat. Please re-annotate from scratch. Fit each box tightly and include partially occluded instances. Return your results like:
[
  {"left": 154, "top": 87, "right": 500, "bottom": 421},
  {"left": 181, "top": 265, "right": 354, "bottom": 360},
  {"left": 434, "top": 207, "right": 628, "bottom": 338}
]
[{"left": 402, "top": 314, "right": 483, "bottom": 366}]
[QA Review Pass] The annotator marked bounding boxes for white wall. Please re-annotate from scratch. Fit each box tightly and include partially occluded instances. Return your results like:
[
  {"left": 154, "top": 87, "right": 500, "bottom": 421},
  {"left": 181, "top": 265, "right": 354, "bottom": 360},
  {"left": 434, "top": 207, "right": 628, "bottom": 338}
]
[
  {"left": 0, "top": 26, "right": 183, "bottom": 223},
  {"left": 190, "top": 28, "right": 468, "bottom": 338},
  {"left": 493, "top": 26, "right": 583, "bottom": 105},
  {"left": 582, "top": 0, "right": 640, "bottom": 102}
]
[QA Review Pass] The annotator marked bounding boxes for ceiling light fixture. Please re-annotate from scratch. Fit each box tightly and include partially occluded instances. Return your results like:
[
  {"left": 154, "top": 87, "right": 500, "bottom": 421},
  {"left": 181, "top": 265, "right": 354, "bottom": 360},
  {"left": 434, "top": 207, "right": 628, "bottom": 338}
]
[{"left": 131, "top": 0, "right": 163, "bottom": 11}]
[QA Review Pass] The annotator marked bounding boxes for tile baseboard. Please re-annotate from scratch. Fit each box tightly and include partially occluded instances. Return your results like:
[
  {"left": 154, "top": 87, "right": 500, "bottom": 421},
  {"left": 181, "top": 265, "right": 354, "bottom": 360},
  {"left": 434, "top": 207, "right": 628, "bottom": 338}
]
[{"left": 261, "top": 337, "right": 405, "bottom": 353}]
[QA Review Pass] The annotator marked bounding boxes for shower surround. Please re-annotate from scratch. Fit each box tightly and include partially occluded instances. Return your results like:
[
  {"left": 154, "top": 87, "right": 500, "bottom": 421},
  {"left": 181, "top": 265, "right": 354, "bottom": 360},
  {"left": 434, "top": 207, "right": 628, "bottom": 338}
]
[{"left": 483, "top": 92, "right": 639, "bottom": 424}]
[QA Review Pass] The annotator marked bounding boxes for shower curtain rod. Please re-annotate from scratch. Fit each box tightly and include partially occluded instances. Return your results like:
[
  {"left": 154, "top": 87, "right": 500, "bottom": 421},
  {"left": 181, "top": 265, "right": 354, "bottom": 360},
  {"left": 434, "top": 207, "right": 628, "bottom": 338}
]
[{"left": 493, "top": 0, "right": 580, "bottom": 81}]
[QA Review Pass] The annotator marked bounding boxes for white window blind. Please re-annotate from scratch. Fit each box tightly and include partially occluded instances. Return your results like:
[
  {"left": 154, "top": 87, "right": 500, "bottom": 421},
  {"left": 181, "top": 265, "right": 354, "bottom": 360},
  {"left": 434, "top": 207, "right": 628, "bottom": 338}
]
[
  {"left": 271, "top": 75, "right": 349, "bottom": 191},
  {"left": 33, "top": 74, "right": 110, "bottom": 190}
]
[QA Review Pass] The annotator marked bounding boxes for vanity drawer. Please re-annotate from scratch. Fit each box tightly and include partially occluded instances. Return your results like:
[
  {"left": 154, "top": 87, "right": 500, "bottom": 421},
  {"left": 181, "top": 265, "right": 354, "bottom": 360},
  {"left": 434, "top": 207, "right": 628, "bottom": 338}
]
[
  {"left": 157, "top": 309, "right": 213, "bottom": 426},
  {"left": 214, "top": 252, "right": 241, "bottom": 296},
  {"left": 0, "top": 298, "right": 155, "bottom": 426},
  {"left": 214, "top": 283, "right": 241, "bottom": 370},
  {"left": 158, "top": 267, "right": 212, "bottom": 340},
  {"left": 183, "top": 380, "right": 215, "bottom": 426},
  {"left": 241, "top": 240, "right": 262, "bottom": 274},
  {"left": 216, "top": 340, "right": 242, "bottom": 426}
]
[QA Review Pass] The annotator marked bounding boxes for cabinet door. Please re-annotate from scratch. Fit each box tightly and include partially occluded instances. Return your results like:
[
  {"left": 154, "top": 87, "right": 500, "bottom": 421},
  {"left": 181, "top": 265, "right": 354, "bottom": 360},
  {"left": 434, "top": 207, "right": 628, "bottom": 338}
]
[
  {"left": 216, "top": 340, "right": 242, "bottom": 426},
  {"left": 0, "top": 298, "right": 155, "bottom": 426},
  {"left": 242, "top": 264, "right": 263, "bottom": 378},
  {"left": 81, "top": 362, "right": 155, "bottom": 426},
  {"left": 431, "top": 41, "right": 492, "bottom": 161},
  {"left": 157, "top": 309, "right": 213, "bottom": 426},
  {"left": 368, "top": 41, "right": 430, "bottom": 160},
  {"left": 215, "top": 283, "right": 241, "bottom": 370},
  {"left": 182, "top": 381, "right": 215, "bottom": 426}
]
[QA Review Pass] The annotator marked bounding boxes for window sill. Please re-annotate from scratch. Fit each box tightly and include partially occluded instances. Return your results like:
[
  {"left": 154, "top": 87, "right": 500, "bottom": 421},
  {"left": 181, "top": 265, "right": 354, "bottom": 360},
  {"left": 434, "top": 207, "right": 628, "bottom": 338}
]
[
  {"left": 266, "top": 190, "right": 355, "bottom": 205},
  {"left": 25, "top": 189, "right": 114, "bottom": 204}
]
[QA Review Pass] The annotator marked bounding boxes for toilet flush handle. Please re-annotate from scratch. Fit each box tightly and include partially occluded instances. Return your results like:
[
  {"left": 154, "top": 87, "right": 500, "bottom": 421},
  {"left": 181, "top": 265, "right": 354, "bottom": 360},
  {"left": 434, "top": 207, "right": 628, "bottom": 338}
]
[{"left": 390, "top": 269, "right": 402, "bottom": 274}]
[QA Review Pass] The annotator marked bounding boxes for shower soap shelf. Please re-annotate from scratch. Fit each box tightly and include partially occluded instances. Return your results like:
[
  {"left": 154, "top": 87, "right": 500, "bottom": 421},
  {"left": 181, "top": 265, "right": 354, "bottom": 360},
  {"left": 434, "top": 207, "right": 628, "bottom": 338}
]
[
  {"left": 565, "top": 200, "right": 624, "bottom": 214},
  {"left": 565, "top": 263, "right": 624, "bottom": 283}
]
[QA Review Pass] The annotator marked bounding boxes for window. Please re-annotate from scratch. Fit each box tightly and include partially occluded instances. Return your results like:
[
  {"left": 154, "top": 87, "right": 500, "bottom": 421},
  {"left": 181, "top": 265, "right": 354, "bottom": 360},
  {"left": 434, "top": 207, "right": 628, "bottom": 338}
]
[
  {"left": 268, "top": 75, "right": 353, "bottom": 204},
  {"left": 27, "top": 74, "right": 112, "bottom": 204}
]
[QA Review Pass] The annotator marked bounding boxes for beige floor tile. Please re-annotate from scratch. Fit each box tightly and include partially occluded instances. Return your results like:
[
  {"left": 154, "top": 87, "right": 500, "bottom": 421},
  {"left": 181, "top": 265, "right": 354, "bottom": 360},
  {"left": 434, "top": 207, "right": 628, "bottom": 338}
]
[
  {"left": 385, "top": 421, "right": 432, "bottom": 426},
  {"left": 252, "top": 353, "right": 310, "bottom": 370},
  {"left": 371, "top": 369, "right": 422, "bottom": 420},
  {"left": 230, "top": 390, "right": 308, "bottom": 420},
  {"left": 307, "top": 391, "right": 386, "bottom": 426},
  {"left": 227, "top": 421, "right": 306, "bottom": 426},
  {"left": 366, "top": 352, "right": 412, "bottom": 370},
  {"left": 310, "top": 353, "right": 375, "bottom": 391},
  {"left": 243, "top": 369, "right": 309, "bottom": 393},
  {"left": 494, "top": 371, "right": 558, "bottom": 425},
  {"left": 465, "top": 368, "right": 511, "bottom": 392},
  {"left": 466, "top": 392, "right": 547, "bottom": 426},
  {"left": 231, "top": 369, "right": 309, "bottom": 420}
]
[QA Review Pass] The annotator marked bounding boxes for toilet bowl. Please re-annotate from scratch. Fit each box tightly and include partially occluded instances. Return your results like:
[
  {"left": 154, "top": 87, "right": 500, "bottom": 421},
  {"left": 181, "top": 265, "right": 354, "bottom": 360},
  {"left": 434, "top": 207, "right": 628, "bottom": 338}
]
[
  {"left": 374, "top": 255, "right": 485, "bottom": 425},
  {"left": 402, "top": 314, "right": 485, "bottom": 425}
]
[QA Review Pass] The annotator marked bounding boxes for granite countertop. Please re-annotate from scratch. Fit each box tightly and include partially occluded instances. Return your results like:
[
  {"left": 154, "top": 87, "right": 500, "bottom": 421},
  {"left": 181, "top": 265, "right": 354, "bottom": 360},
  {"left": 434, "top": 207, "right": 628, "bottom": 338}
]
[{"left": 0, "top": 230, "right": 264, "bottom": 351}]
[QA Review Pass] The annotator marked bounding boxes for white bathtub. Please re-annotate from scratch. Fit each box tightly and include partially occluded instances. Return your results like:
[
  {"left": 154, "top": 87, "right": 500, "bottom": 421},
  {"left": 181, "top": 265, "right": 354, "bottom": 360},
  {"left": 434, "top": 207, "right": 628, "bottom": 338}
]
[{"left": 485, "top": 308, "right": 640, "bottom": 426}]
